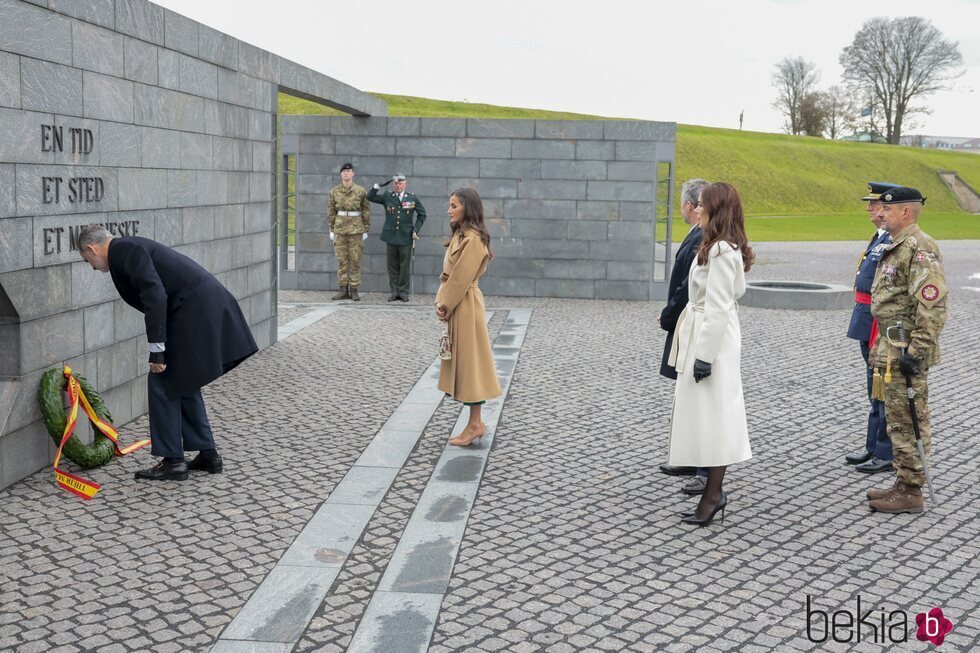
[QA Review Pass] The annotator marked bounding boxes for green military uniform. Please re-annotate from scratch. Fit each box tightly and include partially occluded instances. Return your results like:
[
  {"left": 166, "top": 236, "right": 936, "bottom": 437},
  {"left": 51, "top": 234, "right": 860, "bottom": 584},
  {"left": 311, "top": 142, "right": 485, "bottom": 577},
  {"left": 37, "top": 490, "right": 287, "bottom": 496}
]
[
  {"left": 870, "top": 222, "right": 947, "bottom": 489},
  {"left": 367, "top": 186, "right": 426, "bottom": 299},
  {"left": 328, "top": 182, "right": 370, "bottom": 288}
]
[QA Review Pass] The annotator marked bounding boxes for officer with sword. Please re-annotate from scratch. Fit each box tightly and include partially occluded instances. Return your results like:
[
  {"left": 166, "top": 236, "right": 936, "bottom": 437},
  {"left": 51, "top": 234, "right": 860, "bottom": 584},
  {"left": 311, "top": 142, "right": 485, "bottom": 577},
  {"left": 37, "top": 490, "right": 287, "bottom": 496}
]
[
  {"left": 866, "top": 186, "right": 947, "bottom": 513},
  {"left": 368, "top": 173, "right": 426, "bottom": 302}
]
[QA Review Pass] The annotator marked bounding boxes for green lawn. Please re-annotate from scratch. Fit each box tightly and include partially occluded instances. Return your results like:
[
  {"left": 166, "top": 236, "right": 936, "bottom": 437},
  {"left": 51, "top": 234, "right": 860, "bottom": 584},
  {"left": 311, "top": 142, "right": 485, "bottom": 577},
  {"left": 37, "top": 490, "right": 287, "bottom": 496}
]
[{"left": 279, "top": 92, "right": 980, "bottom": 241}]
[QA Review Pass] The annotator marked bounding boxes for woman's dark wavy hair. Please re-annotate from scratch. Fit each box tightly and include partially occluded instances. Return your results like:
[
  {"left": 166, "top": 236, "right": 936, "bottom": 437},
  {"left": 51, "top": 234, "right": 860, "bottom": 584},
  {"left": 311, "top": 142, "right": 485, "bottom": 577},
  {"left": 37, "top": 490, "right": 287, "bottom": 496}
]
[
  {"left": 696, "top": 182, "right": 754, "bottom": 272},
  {"left": 446, "top": 187, "right": 493, "bottom": 259}
]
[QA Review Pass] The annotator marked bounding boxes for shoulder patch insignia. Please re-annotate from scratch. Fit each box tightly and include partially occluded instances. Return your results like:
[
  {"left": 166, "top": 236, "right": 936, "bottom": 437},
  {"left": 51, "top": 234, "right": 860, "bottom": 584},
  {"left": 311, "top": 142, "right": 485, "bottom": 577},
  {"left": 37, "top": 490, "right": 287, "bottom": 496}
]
[{"left": 921, "top": 284, "right": 939, "bottom": 301}]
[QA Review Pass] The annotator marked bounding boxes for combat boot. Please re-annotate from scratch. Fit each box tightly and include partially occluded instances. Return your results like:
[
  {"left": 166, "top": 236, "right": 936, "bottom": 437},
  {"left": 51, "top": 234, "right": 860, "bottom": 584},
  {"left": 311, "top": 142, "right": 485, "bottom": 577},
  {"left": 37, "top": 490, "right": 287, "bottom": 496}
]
[
  {"left": 869, "top": 481, "right": 924, "bottom": 513},
  {"left": 332, "top": 285, "right": 350, "bottom": 301},
  {"left": 866, "top": 478, "right": 900, "bottom": 500},
  {"left": 350, "top": 286, "right": 360, "bottom": 301}
]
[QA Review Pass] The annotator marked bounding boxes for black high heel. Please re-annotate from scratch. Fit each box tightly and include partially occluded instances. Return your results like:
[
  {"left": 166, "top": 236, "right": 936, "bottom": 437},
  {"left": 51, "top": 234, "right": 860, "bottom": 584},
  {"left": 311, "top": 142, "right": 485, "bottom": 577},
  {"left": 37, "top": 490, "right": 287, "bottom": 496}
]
[{"left": 680, "top": 491, "right": 727, "bottom": 526}]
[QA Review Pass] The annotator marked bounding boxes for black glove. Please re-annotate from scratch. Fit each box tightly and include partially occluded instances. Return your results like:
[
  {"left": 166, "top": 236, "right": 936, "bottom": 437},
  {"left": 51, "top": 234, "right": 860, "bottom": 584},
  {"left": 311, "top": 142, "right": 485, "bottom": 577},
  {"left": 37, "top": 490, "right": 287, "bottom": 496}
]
[
  {"left": 149, "top": 351, "right": 165, "bottom": 365},
  {"left": 377, "top": 178, "right": 392, "bottom": 188},
  {"left": 693, "top": 359, "right": 711, "bottom": 383},
  {"left": 899, "top": 351, "right": 920, "bottom": 377}
]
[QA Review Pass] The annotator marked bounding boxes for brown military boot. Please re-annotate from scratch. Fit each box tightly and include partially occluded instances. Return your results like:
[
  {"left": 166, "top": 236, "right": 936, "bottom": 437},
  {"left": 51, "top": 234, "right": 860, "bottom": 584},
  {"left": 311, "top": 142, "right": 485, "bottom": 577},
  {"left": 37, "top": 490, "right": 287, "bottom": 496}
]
[
  {"left": 866, "top": 479, "right": 900, "bottom": 501},
  {"left": 331, "top": 285, "right": 350, "bottom": 301},
  {"left": 349, "top": 286, "right": 360, "bottom": 301},
  {"left": 869, "top": 481, "right": 924, "bottom": 514}
]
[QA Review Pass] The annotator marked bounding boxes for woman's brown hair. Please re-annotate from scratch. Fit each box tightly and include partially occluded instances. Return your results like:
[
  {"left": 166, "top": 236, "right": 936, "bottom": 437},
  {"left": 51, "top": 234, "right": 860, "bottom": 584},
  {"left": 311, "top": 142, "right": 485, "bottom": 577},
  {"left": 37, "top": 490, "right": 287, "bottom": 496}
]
[
  {"left": 447, "top": 187, "right": 494, "bottom": 258},
  {"left": 696, "top": 182, "right": 754, "bottom": 272}
]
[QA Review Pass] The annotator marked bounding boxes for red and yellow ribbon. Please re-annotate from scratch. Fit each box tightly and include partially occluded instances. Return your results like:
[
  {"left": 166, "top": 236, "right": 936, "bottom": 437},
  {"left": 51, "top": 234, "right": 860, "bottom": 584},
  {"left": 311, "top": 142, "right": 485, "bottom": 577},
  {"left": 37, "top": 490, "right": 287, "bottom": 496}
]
[{"left": 53, "top": 366, "right": 151, "bottom": 499}]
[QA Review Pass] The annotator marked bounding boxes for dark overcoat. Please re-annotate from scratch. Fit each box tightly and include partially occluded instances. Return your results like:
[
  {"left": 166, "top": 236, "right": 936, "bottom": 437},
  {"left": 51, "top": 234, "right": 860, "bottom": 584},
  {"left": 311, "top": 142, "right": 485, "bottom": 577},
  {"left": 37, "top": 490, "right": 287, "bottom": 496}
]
[
  {"left": 108, "top": 237, "right": 258, "bottom": 397},
  {"left": 659, "top": 226, "right": 703, "bottom": 379}
]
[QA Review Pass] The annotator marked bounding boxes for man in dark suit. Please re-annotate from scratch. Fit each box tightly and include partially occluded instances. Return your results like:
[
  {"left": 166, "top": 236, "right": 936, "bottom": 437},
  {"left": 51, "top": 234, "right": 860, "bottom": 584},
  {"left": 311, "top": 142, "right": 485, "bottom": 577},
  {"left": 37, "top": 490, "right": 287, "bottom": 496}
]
[
  {"left": 78, "top": 225, "right": 258, "bottom": 481},
  {"left": 658, "top": 179, "right": 710, "bottom": 494},
  {"left": 844, "top": 182, "right": 897, "bottom": 473}
]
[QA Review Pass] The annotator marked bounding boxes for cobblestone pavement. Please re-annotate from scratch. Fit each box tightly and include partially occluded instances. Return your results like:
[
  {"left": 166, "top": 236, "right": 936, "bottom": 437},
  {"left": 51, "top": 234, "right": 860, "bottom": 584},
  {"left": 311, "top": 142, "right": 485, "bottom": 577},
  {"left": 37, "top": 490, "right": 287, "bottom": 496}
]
[{"left": 1, "top": 241, "right": 978, "bottom": 652}]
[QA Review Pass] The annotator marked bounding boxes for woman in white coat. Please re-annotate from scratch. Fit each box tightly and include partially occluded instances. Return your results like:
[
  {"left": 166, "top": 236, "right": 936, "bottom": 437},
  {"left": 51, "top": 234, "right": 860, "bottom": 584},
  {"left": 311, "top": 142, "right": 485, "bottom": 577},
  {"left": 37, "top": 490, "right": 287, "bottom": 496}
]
[{"left": 667, "top": 182, "right": 755, "bottom": 526}]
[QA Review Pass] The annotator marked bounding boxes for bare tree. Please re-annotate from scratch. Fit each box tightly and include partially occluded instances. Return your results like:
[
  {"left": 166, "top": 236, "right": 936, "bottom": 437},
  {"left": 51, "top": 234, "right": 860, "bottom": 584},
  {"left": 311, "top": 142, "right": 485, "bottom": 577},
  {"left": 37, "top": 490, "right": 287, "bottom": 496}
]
[
  {"left": 772, "top": 57, "right": 820, "bottom": 135},
  {"left": 822, "top": 85, "right": 858, "bottom": 139},
  {"left": 799, "top": 92, "right": 829, "bottom": 137},
  {"left": 840, "top": 16, "right": 963, "bottom": 144}
]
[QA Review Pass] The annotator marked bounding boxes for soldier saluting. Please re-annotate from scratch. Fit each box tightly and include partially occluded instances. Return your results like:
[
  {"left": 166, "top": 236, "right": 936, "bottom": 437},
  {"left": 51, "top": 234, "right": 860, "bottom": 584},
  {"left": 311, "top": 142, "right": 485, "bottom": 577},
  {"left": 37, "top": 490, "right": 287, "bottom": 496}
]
[
  {"left": 368, "top": 173, "right": 426, "bottom": 302},
  {"left": 866, "top": 186, "right": 947, "bottom": 514}
]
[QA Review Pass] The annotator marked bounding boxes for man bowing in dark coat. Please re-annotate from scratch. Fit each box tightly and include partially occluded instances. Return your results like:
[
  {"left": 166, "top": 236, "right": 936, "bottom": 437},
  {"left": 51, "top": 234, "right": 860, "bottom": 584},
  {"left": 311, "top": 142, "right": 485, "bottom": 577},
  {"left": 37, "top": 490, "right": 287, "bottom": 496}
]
[
  {"left": 78, "top": 225, "right": 258, "bottom": 481},
  {"left": 657, "top": 179, "right": 710, "bottom": 491}
]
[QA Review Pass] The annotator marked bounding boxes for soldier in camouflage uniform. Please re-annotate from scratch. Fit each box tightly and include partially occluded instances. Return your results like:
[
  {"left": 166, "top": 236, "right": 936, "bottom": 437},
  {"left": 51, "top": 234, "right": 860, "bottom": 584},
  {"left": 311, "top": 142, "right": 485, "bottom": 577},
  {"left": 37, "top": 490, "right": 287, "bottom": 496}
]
[
  {"left": 866, "top": 187, "right": 947, "bottom": 514},
  {"left": 328, "top": 162, "right": 371, "bottom": 301}
]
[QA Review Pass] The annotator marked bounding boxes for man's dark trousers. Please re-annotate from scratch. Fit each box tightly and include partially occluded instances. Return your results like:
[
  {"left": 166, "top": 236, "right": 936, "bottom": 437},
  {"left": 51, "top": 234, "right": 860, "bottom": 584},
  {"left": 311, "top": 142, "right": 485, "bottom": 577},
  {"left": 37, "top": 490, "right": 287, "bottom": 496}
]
[
  {"left": 387, "top": 243, "right": 411, "bottom": 297},
  {"left": 147, "top": 373, "right": 216, "bottom": 459},
  {"left": 860, "top": 340, "right": 892, "bottom": 460}
]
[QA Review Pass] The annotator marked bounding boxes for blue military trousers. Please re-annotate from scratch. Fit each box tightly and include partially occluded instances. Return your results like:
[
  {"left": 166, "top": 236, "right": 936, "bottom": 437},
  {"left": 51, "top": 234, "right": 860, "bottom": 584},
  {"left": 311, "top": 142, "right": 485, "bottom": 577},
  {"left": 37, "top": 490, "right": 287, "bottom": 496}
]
[
  {"left": 147, "top": 373, "right": 216, "bottom": 459},
  {"left": 860, "top": 340, "right": 893, "bottom": 460}
]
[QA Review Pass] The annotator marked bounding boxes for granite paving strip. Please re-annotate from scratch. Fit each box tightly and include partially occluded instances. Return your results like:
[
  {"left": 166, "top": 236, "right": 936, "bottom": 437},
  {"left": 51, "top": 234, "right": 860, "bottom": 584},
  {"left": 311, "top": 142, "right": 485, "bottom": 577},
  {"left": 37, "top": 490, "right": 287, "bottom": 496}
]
[
  {"left": 211, "top": 311, "right": 505, "bottom": 652},
  {"left": 347, "top": 309, "right": 531, "bottom": 653}
]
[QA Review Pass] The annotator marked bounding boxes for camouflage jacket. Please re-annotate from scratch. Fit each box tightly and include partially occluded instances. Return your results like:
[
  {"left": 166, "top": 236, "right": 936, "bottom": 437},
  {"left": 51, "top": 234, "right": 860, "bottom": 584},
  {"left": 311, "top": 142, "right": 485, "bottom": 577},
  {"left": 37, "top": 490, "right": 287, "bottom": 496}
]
[
  {"left": 870, "top": 223, "right": 948, "bottom": 368},
  {"left": 328, "top": 183, "right": 370, "bottom": 234}
]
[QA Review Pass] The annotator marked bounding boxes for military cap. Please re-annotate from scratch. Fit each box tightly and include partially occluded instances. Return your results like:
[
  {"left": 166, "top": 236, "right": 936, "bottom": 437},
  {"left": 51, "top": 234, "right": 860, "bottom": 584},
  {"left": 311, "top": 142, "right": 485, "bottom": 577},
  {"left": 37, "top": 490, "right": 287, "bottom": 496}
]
[
  {"left": 880, "top": 186, "right": 926, "bottom": 205},
  {"left": 392, "top": 172, "right": 406, "bottom": 182},
  {"left": 340, "top": 162, "right": 354, "bottom": 171},
  {"left": 861, "top": 181, "right": 899, "bottom": 201}
]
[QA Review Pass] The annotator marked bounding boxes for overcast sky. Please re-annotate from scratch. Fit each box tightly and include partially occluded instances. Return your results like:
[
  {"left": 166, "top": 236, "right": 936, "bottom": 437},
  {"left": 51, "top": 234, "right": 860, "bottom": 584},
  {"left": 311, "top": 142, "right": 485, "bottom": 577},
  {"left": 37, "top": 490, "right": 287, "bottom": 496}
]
[{"left": 155, "top": 0, "right": 979, "bottom": 137}]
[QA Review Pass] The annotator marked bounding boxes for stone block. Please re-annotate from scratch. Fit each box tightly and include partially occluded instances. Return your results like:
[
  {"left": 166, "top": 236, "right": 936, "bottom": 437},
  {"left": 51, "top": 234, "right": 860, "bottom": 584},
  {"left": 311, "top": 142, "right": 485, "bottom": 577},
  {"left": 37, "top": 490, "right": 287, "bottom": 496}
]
[
  {"left": 657, "top": 141, "right": 676, "bottom": 161},
  {"left": 179, "top": 131, "right": 212, "bottom": 169},
  {"left": 223, "top": 104, "right": 249, "bottom": 138},
  {"left": 153, "top": 207, "right": 183, "bottom": 246},
  {"left": 238, "top": 41, "right": 279, "bottom": 81},
  {"left": 589, "top": 239, "right": 652, "bottom": 261},
  {"left": 83, "top": 300, "right": 115, "bottom": 351},
  {"left": 71, "top": 24, "right": 125, "bottom": 85},
  {"left": 535, "top": 121, "right": 604, "bottom": 139},
  {"left": 0, "top": 51, "right": 19, "bottom": 108},
  {"left": 607, "top": 161, "right": 657, "bottom": 182},
  {"left": 396, "top": 137, "right": 456, "bottom": 158},
  {"left": 619, "top": 201, "right": 654, "bottom": 222},
  {"left": 167, "top": 168, "right": 198, "bottom": 207},
  {"left": 249, "top": 109, "right": 273, "bottom": 141},
  {"left": 321, "top": 116, "right": 388, "bottom": 136},
  {"left": 0, "top": 165, "right": 18, "bottom": 218},
  {"left": 576, "top": 200, "right": 619, "bottom": 221},
  {"left": 97, "top": 338, "right": 138, "bottom": 392},
  {"left": 512, "top": 139, "right": 574, "bottom": 160},
  {"left": 480, "top": 277, "right": 536, "bottom": 298},
  {"left": 447, "top": 178, "right": 517, "bottom": 199},
  {"left": 502, "top": 199, "right": 575, "bottom": 220},
  {"left": 517, "top": 179, "right": 586, "bottom": 200},
  {"left": 178, "top": 54, "right": 218, "bottom": 100},
  {"left": 608, "top": 221, "right": 652, "bottom": 241},
  {"left": 587, "top": 180, "right": 655, "bottom": 202},
  {"left": 71, "top": 260, "right": 118, "bottom": 308},
  {"left": 615, "top": 141, "right": 657, "bottom": 162},
  {"left": 117, "top": 168, "right": 168, "bottom": 211},
  {"left": 124, "top": 36, "right": 157, "bottom": 85},
  {"left": 0, "top": 216, "right": 31, "bottom": 272},
  {"left": 131, "top": 369, "right": 148, "bottom": 416},
  {"left": 16, "top": 165, "right": 118, "bottom": 216},
  {"left": 0, "top": 421, "right": 50, "bottom": 491},
  {"left": 99, "top": 122, "right": 141, "bottom": 167},
  {"left": 467, "top": 119, "right": 535, "bottom": 138},
  {"left": 0, "top": 0, "right": 73, "bottom": 65},
  {"left": 247, "top": 261, "right": 271, "bottom": 294},
  {"left": 115, "top": 0, "right": 165, "bottom": 46},
  {"left": 0, "top": 265, "right": 71, "bottom": 321},
  {"left": 157, "top": 48, "right": 179, "bottom": 89},
  {"left": 198, "top": 170, "right": 229, "bottom": 205},
  {"left": 567, "top": 220, "right": 608, "bottom": 241},
  {"left": 335, "top": 136, "right": 395, "bottom": 156},
  {"left": 541, "top": 259, "right": 605, "bottom": 280},
  {"left": 213, "top": 137, "right": 251, "bottom": 171},
  {"left": 226, "top": 171, "right": 250, "bottom": 203},
  {"left": 0, "top": 109, "right": 58, "bottom": 165},
  {"left": 540, "top": 160, "right": 607, "bottom": 181},
  {"left": 203, "top": 99, "right": 222, "bottom": 135},
  {"left": 455, "top": 138, "right": 511, "bottom": 159},
  {"left": 19, "top": 309, "right": 84, "bottom": 374},
  {"left": 31, "top": 213, "right": 106, "bottom": 267},
  {"left": 141, "top": 126, "right": 180, "bottom": 168},
  {"left": 595, "top": 280, "right": 650, "bottom": 300},
  {"left": 249, "top": 172, "right": 273, "bottom": 202},
  {"left": 576, "top": 140, "right": 615, "bottom": 160},
  {"left": 298, "top": 135, "right": 335, "bottom": 154},
  {"left": 607, "top": 260, "right": 652, "bottom": 281},
  {"left": 209, "top": 237, "right": 234, "bottom": 273},
  {"left": 216, "top": 266, "right": 247, "bottom": 299},
  {"left": 198, "top": 24, "right": 239, "bottom": 70},
  {"left": 113, "top": 297, "right": 145, "bottom": 341},
  {"left": 163, "top": 8, "right": 199, "bottom": 57},
  {"left": 516, "top": 238, "right": 589, "bottom": 260},
  {"left": 420, "top": 118, "right": 465, "bottom": 137},
  {"left": 535, "top": 278, "right": 594, "bottom": 299},
  {"left": 508, "top": 218, "right": 562, "bottom": 239},
  {"left": 51, "top": 115, "right": 100, "bottom": 166},
  {"left": 217, "top": 68, "right": 270, "bottom": 111},
  {"left": 251, "top": 289, "right": 272, "bottom": 323},
  {"left": 244, "top": 202, "right": 271, "bottom": 235},
  {"left": 20, "top": 58, "right": 82, "bottom": 116},
  {"left": 49, "top": 0, "right": 115, "bottom": 29},
  {"left": 387, "top": 117, "right": 419, "bottom": 136},
  {"left": 134, "top": 86, "right": 204, "bottom": 132},
  {"left": 251, "top": 141, "right": 273, "bottom": 173},
  {"left": 214, "top": 204, "right": 245, "bottom": 238},
  {"left": 479, "top": 158, "right": 540, "bottom": 179},
  {"left": 604, "top": 121, "right": 675, "bottom": 141}
]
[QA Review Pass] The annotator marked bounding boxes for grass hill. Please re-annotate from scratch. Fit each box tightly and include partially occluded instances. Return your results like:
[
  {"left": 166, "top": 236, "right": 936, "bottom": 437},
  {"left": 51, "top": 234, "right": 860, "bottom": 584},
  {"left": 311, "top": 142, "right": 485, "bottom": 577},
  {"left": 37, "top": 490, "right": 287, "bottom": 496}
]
[{"left": 279, "top": 92, "right": 980, "bottom": 240}]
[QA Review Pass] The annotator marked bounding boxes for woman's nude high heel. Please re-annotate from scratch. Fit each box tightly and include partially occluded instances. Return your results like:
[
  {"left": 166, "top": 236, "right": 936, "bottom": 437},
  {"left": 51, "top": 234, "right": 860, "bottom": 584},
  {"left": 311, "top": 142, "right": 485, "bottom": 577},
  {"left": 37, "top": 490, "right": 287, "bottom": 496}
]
[{"left": 448, "top": 425, "right": 486, "bottom": 447}]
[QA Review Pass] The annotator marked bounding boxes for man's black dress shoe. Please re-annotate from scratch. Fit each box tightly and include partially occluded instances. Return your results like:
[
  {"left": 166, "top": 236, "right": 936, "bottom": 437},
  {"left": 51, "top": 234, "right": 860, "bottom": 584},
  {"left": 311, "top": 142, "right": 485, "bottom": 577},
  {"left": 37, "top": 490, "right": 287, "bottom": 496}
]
[
  {"left": 682, "top": 476, "right": 706, "bottom": 495},
  {"left": 399, "top": 296, "right": 410, "bottom": 302},
  {"left": 187, "top": 452, "right": 223, "bottom": 474},
  {"left": 388, "top": 294, "right": 400, "bottom": 302},
  {"left": 135, "top": 459, "right": 188, "bottom": 481},
  {"left": 855, "top": 456, "right": 892, "bottom": 473},
  {"left": 659, "top": 464, "right": 697, "bottom": 476},
  {"left": 844, "top": 450, "right": 873, "bottom": 465}
]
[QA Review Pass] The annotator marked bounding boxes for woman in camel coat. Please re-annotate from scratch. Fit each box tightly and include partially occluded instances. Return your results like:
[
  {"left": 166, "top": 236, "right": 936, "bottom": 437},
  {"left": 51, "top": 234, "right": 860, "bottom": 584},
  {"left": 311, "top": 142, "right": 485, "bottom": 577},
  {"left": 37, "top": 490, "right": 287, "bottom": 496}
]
[
  {"left": 435, "top": 188, "right": 502, "bottom": 446},
  {"left": 667, "top": 181, "right": 755, "bottom": 526}
]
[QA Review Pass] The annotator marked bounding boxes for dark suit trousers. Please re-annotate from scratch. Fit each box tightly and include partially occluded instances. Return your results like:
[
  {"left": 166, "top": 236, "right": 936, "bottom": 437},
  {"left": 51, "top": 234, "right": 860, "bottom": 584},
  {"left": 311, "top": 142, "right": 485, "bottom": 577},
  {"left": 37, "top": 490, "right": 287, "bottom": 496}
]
[
  {"left": 860, "top": 340, "right": 893, "bottom": 460},
  {"left": 386, "top": 244, "right": 411, "bottom": 296},
  {"left": 148, "top": 373, "right": 216, "bottom": 458}
]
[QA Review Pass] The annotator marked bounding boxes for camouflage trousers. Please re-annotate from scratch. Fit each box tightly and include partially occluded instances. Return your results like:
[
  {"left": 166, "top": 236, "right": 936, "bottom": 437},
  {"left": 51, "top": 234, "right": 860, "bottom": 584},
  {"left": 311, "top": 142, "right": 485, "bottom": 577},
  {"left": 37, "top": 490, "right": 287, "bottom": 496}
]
[
  {"left": 334, "top": 234, "right": 364, "bottom": 286},
  {"left": 882, "top": 368, "right": 931, "bottom": 487}
]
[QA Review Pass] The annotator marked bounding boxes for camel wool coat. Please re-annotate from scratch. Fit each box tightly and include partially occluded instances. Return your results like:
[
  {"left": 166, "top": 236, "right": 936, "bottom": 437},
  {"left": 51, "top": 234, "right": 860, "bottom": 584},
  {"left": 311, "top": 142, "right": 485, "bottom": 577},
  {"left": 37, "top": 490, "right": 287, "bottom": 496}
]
[
  {"left": 436, "top": 229, "right": 502, "bottom": 403},
  {"left": 667, "top": 241, "right": 751, "bottom": 467}
]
